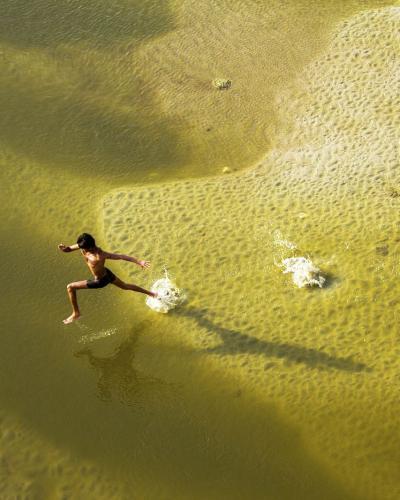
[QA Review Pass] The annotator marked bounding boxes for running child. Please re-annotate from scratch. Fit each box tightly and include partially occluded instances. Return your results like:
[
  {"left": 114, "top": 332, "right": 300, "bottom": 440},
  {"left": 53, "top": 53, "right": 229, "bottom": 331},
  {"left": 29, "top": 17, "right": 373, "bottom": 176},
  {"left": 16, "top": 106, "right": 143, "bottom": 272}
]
[{"left": 58, "top": 233, "right": 156, "bottom": 324}]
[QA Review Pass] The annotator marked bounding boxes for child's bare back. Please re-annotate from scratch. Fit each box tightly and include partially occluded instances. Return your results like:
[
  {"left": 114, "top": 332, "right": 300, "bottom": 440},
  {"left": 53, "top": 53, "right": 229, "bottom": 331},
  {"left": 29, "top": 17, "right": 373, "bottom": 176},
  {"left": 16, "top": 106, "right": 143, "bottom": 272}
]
[{"left": 82, "top": 247, "right": 108, "bottom": 279}]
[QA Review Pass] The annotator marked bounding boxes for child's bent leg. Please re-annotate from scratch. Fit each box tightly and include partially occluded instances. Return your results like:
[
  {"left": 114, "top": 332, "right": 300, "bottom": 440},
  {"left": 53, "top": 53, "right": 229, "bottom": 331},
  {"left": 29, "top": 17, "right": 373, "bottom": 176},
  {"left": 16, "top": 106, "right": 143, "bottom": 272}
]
[{"left": 63, "top": 280, "right": 88, "bottom": 324}]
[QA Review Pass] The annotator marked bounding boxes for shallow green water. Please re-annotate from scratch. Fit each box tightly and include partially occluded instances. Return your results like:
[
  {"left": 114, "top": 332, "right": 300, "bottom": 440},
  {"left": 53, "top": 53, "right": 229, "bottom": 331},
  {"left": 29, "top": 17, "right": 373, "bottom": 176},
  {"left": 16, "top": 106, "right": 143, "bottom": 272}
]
[{"left": 1, "top": 1, "right": 399, "bottom": 499}]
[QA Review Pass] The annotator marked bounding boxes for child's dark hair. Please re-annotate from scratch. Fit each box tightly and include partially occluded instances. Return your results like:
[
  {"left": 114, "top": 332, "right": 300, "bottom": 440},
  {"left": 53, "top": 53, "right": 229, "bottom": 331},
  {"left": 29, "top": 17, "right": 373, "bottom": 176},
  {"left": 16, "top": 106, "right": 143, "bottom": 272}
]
[{"left": 77, "top": 233, "right": 96, "bottom": 250}]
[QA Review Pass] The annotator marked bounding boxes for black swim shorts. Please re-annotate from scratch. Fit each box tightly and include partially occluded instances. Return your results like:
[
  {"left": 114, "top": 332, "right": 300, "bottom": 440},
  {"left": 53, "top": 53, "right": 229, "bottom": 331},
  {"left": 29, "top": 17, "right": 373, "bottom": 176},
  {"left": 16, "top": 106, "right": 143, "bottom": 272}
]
[{"left": 87, "top": 268, "right": 116, "bottom": 289}]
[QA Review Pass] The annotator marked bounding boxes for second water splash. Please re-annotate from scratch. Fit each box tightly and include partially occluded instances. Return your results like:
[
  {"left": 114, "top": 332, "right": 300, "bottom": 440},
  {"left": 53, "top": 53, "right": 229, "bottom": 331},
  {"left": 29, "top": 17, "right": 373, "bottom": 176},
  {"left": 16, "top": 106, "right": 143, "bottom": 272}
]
[
  {"left": 281, "top": 257, "right": 326, "bottom": 288},
  {"left": 273, "top": 230, "right": 326, "bottom": 288}
]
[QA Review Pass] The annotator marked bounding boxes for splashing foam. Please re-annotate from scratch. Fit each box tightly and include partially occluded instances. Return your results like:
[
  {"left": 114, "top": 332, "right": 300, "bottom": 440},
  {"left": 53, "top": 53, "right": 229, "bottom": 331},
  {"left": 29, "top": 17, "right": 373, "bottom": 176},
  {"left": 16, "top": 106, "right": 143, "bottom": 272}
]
[
  {"left": 282, "top": 257, "right": 325, "bottom": 288},
  {"left": 146, "top": 271, "right": 185, "bottom": 313},
  {"left": 273, "top": 231, "right": 325, "bottom": 288}
]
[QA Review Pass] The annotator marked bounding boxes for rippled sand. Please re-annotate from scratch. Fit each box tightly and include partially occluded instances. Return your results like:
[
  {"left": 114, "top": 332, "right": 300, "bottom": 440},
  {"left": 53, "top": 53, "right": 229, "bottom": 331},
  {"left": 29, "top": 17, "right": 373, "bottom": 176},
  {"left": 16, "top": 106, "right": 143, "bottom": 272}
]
[
  {"left": 102, "top": 7, "right": 400, "bottom": 499},
  {"left": 1, "top": 1, "right": 399, "bottom": 499}
]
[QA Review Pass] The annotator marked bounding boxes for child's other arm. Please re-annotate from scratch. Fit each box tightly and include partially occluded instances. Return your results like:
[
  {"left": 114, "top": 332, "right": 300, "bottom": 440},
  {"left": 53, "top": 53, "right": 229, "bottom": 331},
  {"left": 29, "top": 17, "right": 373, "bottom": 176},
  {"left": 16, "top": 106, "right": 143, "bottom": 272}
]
[
  {"left": 104, "top": 251, "right": 150, "bottom": 269},
  {"left": 58, "top": 243, "right": 79, "bottom": 253}
]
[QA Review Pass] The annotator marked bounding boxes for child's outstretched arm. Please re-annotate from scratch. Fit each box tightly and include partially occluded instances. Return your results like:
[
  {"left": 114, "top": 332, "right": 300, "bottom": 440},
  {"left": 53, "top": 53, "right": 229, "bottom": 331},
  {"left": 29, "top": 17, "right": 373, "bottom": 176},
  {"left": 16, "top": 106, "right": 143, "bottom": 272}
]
[
  {"left": 104, "top": 251, "right": 150, "bottom": 269},
  {"left": 58, "top": 243, "right": 80, "bottom": 253}
]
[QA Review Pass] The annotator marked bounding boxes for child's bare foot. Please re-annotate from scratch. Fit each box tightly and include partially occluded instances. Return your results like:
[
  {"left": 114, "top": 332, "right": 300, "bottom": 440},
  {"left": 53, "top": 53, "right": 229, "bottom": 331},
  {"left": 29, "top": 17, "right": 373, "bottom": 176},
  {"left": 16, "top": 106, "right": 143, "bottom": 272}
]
[{"left": 63, "top": 313, "right": 81, "bottom": 324}]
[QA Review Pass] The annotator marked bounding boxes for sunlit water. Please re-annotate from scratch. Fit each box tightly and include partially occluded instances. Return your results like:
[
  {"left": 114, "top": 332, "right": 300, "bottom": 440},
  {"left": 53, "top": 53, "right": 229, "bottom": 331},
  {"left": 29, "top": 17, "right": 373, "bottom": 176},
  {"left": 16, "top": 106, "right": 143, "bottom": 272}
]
[{"left": 1, "top": 1, "right": 399, "bottom": 499}]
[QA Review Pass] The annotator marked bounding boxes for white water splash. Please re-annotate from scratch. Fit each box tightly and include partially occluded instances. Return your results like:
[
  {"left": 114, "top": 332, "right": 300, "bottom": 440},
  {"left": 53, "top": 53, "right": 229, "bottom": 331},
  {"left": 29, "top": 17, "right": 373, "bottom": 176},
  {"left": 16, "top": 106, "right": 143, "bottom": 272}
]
[
  {"left": 146, "top": 270, "right": 185, "bottom": 313},
  {"left": 282, "top": 257, "right": 326, "bottom": 288}
]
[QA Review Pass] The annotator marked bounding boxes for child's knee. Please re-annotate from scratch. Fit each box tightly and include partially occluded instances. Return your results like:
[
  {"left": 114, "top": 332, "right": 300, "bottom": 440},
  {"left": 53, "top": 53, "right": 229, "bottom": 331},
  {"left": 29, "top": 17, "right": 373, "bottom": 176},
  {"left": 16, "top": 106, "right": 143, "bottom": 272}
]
[{"left": 67, "top": 283, "right": 75, "bottom": 292}]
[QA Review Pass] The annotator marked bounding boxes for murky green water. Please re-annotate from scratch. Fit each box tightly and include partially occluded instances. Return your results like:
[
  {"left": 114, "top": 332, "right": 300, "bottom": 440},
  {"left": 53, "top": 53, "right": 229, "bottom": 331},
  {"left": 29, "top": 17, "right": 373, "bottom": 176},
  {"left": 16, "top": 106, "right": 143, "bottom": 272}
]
[{"left": 1, "top": 1, "right": 399, "bottom": 499}]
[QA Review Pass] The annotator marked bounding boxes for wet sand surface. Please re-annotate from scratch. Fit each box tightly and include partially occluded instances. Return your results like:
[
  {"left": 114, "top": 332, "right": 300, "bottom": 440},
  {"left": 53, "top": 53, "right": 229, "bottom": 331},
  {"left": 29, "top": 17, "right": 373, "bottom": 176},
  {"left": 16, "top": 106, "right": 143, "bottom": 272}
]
[{"left": 1, "top": 1, "right": 399, "bottom": 498}]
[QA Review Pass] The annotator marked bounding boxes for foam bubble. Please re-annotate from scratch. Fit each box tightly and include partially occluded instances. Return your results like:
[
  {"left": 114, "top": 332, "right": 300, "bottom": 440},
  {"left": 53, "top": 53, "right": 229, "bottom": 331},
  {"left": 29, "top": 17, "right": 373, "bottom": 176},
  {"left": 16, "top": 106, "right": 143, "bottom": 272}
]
[
  {"left": 281, "top": 257, "right": 326, "bottom": 288},
  {"left": 146, "top": 272, "right": 185, "bottom": 313}
]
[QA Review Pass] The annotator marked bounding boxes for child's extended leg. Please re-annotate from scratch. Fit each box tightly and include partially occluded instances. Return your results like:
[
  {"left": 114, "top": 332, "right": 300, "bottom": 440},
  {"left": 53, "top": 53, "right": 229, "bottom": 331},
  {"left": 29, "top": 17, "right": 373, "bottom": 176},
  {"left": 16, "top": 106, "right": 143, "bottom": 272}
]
[
  {"left": 63, "top": 280, "right": 88, "bottom": 324},
  {"left": 112, "top": 277, "right": 156, "bottom": 297}
]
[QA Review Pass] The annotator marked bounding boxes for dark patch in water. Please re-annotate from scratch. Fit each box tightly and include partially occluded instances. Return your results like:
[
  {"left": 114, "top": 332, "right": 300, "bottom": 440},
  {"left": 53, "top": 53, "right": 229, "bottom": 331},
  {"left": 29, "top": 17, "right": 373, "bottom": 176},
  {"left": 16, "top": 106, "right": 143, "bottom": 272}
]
[
  {"left": 177, "top": 307, "right": 371, "bottom": 373},
  {"left": 375, "top": 245, "right": 389, "bottom": 256},
  {"left": 1, "top": 0, "right": 175, "bottom": 48}
]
